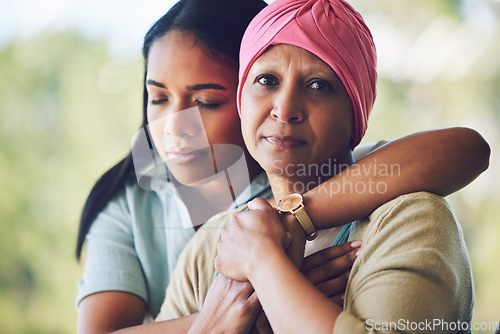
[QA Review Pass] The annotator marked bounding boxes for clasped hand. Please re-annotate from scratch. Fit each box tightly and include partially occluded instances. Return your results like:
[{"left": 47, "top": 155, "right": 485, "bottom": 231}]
[
  {"left": 214, "top": 198, "right": 300, "bottom": 282},
  {"left": 215, "top": 197, "right": 361, "bottom": 303},
  {"left": 207, "top": 197, "right": 361, "bottom": 333}
]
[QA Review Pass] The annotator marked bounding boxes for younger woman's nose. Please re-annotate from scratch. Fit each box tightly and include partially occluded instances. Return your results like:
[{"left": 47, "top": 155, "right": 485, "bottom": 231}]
[{"left": 163, "top": 106, "right": 203, "bottom": 138}]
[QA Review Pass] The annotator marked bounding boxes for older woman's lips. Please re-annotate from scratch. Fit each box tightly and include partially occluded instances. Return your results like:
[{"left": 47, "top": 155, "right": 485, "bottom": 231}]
[
  {"left": 167, "top": 149, "right": 208, "bottom": 165},
  {"left": 265, "top": 136, "right": 306, "bottom": 148}
]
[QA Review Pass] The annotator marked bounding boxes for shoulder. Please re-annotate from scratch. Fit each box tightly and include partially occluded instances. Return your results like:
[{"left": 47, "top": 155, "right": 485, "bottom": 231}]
[
  {"left": 367, "top": 191, "right": 455, "bottom": 233},
  {"left": 385, "top": 190, "right": 450, "bottom": 208},
  {"left": 88, "top": 181, "right": 161, "bottom": 233},
  {"left": 354, "top": 191, "right": 473, "bottom": 299},
  {"left": 122, "top": 180, "right": 165, "bottom": 210},
  {"left": 357, "top": 191, "right": 468, "bottom": 256},
  {"left": 344, "top": 192, "right": 474, "bottom": 326},
  {"left": 351, "top": 191, "right": 456, "bottom": 243},
  {"left": 98, "top": 180, "right": 160, "bottom": 215}
]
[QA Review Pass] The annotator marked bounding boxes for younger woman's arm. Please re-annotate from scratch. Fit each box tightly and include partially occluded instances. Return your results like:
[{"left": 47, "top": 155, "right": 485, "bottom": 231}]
[
  {"left": 78, "top": 292, "right": 147, "bottom": 334},
  {"left": 304, "top": 127, "right": 490, "bottom": 229},
  {"left": 78, "top": 292, "right": 196, "bottom": 334}
]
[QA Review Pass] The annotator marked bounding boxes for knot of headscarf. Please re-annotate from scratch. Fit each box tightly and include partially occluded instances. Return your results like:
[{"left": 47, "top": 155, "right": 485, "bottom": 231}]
[{"left": 238, "top": 0, "right": 377, "bottom": 147}]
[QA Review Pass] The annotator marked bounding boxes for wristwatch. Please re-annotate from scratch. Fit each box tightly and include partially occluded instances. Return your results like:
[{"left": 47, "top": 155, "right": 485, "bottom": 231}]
[{"left": 277, "top": 193, "right": 318, "bottom": 241}]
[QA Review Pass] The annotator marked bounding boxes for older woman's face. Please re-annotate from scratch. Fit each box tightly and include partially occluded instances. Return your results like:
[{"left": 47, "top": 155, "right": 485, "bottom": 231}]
[{"left": 240, "top": 44, "right": 354, "bottom": 179}]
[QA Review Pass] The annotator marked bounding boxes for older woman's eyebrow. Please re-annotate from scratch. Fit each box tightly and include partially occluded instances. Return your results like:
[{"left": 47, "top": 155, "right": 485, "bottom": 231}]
[
  {"left": 146, "top": 80, "right": 166, "bottom": 88},
  {"left": 322, "top": 70, "right": 343, "bottom": 83},
  {"left": 250, "top": 62, "right": 279, "bottom": 72},
  {"left": 186, "top": 83, "right": 226, "bottom": 91}
]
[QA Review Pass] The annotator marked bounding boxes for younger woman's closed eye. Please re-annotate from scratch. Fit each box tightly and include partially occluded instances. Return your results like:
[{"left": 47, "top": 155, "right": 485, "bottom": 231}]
[
  {"left": 151, "top": 98, "right": 168, "bottom": 105},
  {"left": 195, "top": 100, "right": 220, "bottom": 110}
]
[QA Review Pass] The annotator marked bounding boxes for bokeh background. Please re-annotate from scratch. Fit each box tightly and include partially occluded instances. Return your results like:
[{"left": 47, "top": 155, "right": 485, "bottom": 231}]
[{"left": 0, "top": 0, "right": 498, "bottom": 332}]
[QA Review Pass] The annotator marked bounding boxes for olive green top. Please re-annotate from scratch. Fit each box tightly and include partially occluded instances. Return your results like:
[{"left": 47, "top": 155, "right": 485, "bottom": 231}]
[{"left": 157, "top": 192, "right": 474, "bottom": 333}]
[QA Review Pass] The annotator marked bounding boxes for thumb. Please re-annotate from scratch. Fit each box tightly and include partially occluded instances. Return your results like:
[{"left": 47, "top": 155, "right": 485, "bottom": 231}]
[{"left": 247, "top": 197, "right": 273, "bottom": 211}]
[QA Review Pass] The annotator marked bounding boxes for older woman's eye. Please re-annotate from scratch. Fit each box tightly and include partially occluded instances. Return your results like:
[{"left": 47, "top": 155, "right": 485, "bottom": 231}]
[
  {"left": 308, "top": 80, "right": 333, "bottom": 92},
  {"left": 255, "top": 74, "right": 279, "bottom": 86}
]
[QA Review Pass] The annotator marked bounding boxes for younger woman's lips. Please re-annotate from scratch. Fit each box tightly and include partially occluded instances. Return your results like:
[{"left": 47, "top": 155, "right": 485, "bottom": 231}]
[
  {"left": 167, "top": 150, "right": 208, "bottom": 165},
  {"left": 264, "top": 136, "right": 306, "bottom": 148}
]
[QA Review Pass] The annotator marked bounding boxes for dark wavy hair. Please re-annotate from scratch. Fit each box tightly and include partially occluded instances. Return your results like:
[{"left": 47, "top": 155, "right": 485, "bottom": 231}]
[{"left": 76, "top": 0, "right": 267, "bottom": 259}]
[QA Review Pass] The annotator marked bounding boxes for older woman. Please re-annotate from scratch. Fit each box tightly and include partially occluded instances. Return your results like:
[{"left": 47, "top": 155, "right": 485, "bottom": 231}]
[{"left": 156, "top": 0, "right": 475, "bottom": 333}]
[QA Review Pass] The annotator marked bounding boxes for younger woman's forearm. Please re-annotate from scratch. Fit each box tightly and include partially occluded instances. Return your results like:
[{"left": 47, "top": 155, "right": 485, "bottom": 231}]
[
  {"left": 111, "top": 314, "right": 198, "bottom": 334},
  {"left": 304, "top": 127, "right": 490, "bottom": 229}
]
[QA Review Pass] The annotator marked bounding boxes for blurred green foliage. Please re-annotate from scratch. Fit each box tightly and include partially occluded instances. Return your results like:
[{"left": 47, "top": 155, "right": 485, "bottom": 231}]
[
  {"left": 357, "top": 1, "right": 500, "bottom": 331},
  {"left": 0, "top": 31, "right": 142, "bottom": 332},
  {"left": 0, "top": 0, "right": 498, "bottom": 333}
]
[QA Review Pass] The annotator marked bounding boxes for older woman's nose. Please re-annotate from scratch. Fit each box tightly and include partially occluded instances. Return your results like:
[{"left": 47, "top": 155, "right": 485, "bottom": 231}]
[{"left": 270, "top": 85, "right": 305, "bottom": 124}]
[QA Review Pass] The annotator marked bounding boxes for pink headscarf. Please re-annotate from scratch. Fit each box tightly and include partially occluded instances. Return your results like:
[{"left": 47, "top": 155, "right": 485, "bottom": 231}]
[{"left": 238, "top": 0, "right": 377, "bottom": 147}]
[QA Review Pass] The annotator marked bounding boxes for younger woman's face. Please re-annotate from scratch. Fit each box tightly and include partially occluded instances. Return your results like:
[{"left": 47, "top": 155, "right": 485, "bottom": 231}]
[{"left": 146, "top": 31, "right": 246, "bottom": 185}]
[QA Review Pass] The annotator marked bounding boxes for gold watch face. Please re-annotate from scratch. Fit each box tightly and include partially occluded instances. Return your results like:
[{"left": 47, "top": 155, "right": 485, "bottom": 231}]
[{"left": 278, "top": 193, "right": 303, "bottom": 212}]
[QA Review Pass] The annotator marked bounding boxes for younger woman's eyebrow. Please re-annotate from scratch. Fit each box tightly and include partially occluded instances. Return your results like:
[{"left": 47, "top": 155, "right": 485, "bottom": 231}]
[
  {"left": 187, "top": 83, "right": 226, "bottom": 91},
  {"left": 146, "top": 80, "right": 166, "bottom": 88},
  {"left": 145, "top": 81, "right": 226, "bottom": 91}
]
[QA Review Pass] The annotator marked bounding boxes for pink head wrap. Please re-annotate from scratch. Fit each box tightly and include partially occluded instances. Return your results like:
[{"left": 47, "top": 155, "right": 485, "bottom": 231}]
[{"left": 238, "top": 0, "right": 377, "bottom": 147}]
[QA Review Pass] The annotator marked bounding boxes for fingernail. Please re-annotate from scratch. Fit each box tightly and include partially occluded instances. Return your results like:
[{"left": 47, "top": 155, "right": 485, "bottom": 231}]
[
  {"left": 355, "top": 247, "right": 363, "bottom": 257},
  {"left": 248, "top": 200, "right": 256, "bottom": 210},
  {"left": 351, "top": 240, "right": 362, "bottom": 248}
]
